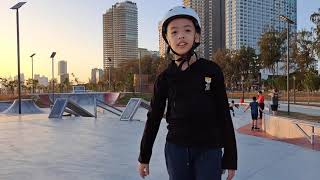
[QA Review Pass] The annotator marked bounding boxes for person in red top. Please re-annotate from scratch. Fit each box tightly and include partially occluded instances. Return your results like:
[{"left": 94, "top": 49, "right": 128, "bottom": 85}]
[{"left": 257, "top": 91, "right": 265, "bottom": 120}]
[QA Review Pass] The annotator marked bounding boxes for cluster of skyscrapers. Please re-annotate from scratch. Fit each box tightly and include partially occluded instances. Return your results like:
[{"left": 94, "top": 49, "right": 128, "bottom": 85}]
[
  {"left": 103, "top": 0, "right": 297, "bottom": 69},
  {"left": 12, "top": 60, "right": 67, "bottom": 87}
]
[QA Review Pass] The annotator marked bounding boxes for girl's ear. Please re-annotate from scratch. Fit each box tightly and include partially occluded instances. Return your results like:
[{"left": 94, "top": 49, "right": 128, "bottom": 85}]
[{"left": 195, "top": 33, "right": 200, "bottom": 43}]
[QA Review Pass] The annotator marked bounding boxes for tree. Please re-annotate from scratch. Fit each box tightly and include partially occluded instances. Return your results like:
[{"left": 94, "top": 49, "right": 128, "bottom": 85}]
[
  {"left": 26, "top": 78, "right": 33, "bottom": 93},
  {"left": 0, "top": 78, "right": 8, "bottom": 94},
  {"left": 245, "top": 47, "right": 260, "bottom": 83},
  {"left": 233, "top": 46, "right": 257, "bottom": 90},
  {"left": 151, "top": 57, "right": 168, "bottom": 81},
  {"left": 213, "top": 49, "right": 234, "bottom": 88},
  {"left": 61, "top": 78, "right": 70, "bottom": 92},
  {"left": 302, "top": 70, "right": 320, "bottom": 103},
  {"left": 258, "top": 29, "right": 286, "bottom": 75},
  {"left": 33, "top": 79, "right": 39, "bottom": 93},
  {"left": 71, "top": 73, "right": 79, "bottom": 85},
  {"left": 310, "top": 8, "right": 320, "bottom": 57},
  {"left": 292, "top": 30, "right": 315, "bottom": 74},
  {"left": 8, "top": 80, "right": 18, "bottom": 95}
]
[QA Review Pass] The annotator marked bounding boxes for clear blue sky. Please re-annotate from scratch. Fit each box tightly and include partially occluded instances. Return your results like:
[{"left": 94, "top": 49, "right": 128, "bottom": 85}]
[{"left": 0, "top": 0, "right": 319, "bottom": 82}]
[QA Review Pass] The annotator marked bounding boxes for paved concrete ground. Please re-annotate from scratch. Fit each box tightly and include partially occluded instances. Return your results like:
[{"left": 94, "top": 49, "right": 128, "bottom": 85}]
[{"left": 0, "top": 105, "right": 319, "bottom": 180}]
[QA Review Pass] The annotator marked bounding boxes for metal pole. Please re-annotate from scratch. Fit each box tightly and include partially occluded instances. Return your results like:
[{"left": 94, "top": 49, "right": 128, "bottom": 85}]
[
  {"left": 108, "top": 57, "right": 111, "bottom": 90},
  {"left": 287, "top": 22, "right": 290, "bottom": 114},
  {"left": 52, "top": 57, "right": 55, "bottom": 104},
  {"left": 293, "top": 76, "right": 296, "bottom": 104},
  {"left": 241, "top": 75, "right": 244, "bottom": 100},
  {"left": 94, "top": 97, "right": 97, "bottom": 118},
  {"left": 139, "top": 51, "right": 142, "bottom": 93},
  {"left": 311, "top": 126, "right": 315, "bottom": 145},
  {"left": 31, "top": 56, "right": 34, "bottom": 93},
  {"left": 16, "top": 9, "right": 22, "bottom": 114},
  {"left": 109, "top": 67, "right": 111, "bottom": 90}
]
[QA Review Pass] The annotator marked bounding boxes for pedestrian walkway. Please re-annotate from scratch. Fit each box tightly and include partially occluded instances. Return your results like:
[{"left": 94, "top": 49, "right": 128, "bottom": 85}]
[{"left": 0, "top": 106, "right": 319, "bottom": 180}]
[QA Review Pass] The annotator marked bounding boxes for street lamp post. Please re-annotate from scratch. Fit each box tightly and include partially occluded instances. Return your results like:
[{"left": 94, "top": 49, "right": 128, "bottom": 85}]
[
  {"left": 50, "top": 52, "right": 56, "bottom": 105},
  {"left": 293, "top": 75, "right": 296, "bottom": 104},
  {"left": 108, "top": 57, "right": 111, "bottom": 90},
  {"left": 10, "top": 2, "right": 26, "bottom": 114},
  {"left": 241, "top": 74, "right": 244, "bottom": 101},
  {"left": 30, "top": 53, "right": 36, "bottom": 93},
  {"left": 280, "top": 15, "right": 295, "bottom": 115},
  {"left": 139, "top": 51, "right": 142, "bottom": 93}
]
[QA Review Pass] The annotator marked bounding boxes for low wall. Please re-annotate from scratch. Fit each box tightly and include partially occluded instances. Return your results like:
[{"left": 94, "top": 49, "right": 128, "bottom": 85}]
[{"left": 263, "top": 114, "right": 320, "bottom": 139}]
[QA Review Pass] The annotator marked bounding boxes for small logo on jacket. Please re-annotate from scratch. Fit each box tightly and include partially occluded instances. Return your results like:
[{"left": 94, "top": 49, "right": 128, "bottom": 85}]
[{"left": 205, "top": 77, "right": 212, "bottom": 91}]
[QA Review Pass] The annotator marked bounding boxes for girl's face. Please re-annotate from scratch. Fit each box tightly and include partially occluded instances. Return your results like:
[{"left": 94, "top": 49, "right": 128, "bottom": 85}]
[{"left": 166, "top": 18, "right": 200, "bottom": 56}]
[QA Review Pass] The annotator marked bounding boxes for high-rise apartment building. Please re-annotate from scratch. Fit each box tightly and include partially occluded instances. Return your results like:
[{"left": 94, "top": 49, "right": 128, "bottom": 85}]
[
  {"left": 58, "top": 61, "right": 67, "bottom": 75},
  {"left": 183, "top": 0, "right": 225, "bottom": 60},
  {"left": 225, "top": 0, "right": 297, "bottom": 51},
  {"left": 103, "top": 1, "right": 138, "bottom": 69},
  {"left": 158, "top": 21, "right": 168, "bottom": 58},
  {"left": 34, "top": 74, "right": 49, "bottom": 86},
  {"left": 91, "top": 68, "right": 104, "bottom": 84},
  {"left": 58, "top": 60, "right": 69, "bottom": 83}
]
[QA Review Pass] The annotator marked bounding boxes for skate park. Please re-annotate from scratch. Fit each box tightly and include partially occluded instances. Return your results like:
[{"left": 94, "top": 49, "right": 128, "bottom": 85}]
[{"left": 0, "top": 94, "right": 319, "bottom": 180}]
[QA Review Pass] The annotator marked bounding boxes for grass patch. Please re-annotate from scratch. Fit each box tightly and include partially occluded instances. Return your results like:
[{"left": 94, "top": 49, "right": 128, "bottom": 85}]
[
  {"left": 115, "top": 93, "right": 152, "bottom": 106},
  {"left": 277, "top": 110, "right": 320, "bottom": 122}
]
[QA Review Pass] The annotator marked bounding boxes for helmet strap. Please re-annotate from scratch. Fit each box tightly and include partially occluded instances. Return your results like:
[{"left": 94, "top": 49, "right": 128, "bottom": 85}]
[{"left": 166, "top": 40, "right": 200, "bottom": 70}]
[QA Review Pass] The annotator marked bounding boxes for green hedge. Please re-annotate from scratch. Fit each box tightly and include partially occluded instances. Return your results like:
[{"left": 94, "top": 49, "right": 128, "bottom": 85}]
[{"left": 116, "top": 93, "right": 152, "bottom": 105}]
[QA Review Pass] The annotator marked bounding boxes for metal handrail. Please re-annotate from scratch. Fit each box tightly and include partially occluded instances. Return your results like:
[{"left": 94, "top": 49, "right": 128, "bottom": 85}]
[
  {"left": 95, "top": 98, "right": 122, "bottom": 113},
  {"left": 94, "top": 98, "right": 123, "bottom": 118}
]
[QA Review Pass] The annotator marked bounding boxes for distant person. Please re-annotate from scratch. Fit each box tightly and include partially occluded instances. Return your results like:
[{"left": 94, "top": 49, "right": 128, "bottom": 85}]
[
  {"left": 229, "top": 100, "right": 239, "bottom": 117},
  {"left": 269, "top": 88, "right": 279, "bottom": 115},
  {"left": 257, "top": 91, "right": 265, "bottom": 119},
  {"left": 244, "top": 96, "right": 261, "bottom": 130},
  {"left": 137, "top": 6, "right": 237, "bottom": 180}
]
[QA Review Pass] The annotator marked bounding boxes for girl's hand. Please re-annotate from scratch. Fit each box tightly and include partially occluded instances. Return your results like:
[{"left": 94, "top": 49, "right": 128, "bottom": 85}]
[
  {"left": 138, "top": 163, "right": 150, "bottom": 179},
  {"left": 226, "top": 169, "right": 236, "bottom": 180}
]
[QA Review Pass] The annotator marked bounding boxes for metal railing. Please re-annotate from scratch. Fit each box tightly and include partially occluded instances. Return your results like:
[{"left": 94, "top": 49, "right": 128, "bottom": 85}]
[
  {"left": 292, "top": 120, "right": 320, "bottom": 145},
  {"left": 94, "top": 98, "right": 123, "bottom": 118}
]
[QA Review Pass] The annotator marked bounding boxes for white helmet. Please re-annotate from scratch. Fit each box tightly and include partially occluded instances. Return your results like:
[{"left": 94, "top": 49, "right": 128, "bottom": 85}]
[{"left": 162, "top": 6, "right": 201, "bottom": 44}]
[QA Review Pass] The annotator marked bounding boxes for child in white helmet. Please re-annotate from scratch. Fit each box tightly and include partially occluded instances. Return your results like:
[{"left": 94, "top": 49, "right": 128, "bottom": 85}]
[{"left": 138, "top": 6, "right": 237, "bottom": 180}]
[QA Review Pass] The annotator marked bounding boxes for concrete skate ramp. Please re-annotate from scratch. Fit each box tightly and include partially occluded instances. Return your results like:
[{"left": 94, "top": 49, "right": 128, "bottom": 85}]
[
  {"left": 0, "top": 101, "right": 13, "bottom": 112},
  {"left": 49, "top": 98, "right": 94, "bottom": 118},
  {"left": 38, "top": 92, "right": 120, "bottom": 107},
  {"left": 2, "top": 99, "right": 44, "bottom": 114},
  {"left": 66, "top": 100, "right": 94, "bottom": 117},
  {"left": 120, "top": 98, "right": 150, "bottom": 121}
]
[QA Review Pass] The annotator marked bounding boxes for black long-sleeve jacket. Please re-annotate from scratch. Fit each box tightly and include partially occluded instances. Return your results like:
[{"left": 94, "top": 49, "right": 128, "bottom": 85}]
[{"left": 138, "top": 58, "right": 237, "bottom": 170}]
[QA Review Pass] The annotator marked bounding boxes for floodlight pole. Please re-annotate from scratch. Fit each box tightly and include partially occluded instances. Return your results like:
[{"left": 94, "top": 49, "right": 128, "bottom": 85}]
[
  {"left": 50, "top": 52, "right": 56, "bottom": 104},
  {"left": 10, "top": 2, "right": 26, "bottom": 114},
  {"left": 30, "top": 53, "right": 36, "bottom": 93},
  {"left": 280, "top": 15, "right": 294, "bottom": 115}
]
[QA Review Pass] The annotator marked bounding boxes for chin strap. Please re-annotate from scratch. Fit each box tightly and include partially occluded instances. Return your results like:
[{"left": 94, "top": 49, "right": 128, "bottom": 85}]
[{"left": 166, "top": 42, "right": 200, "bottom": 70}]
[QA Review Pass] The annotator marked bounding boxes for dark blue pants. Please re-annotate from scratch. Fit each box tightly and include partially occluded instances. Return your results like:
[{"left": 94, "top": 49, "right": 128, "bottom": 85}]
[{"left": 165, "top": 142, "right": 222, "bottom": 180}]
